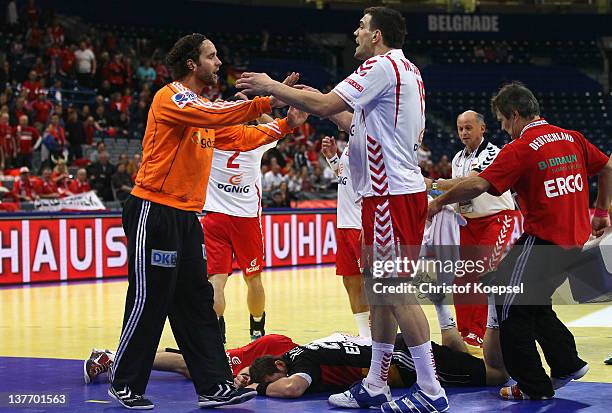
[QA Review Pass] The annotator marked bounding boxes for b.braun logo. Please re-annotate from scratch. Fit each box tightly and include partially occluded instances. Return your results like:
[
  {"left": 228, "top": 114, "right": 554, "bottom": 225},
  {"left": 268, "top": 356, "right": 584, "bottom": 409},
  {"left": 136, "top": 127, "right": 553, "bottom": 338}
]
[{"left": 191, "top": 131, "right": 214, "bottom": 149}]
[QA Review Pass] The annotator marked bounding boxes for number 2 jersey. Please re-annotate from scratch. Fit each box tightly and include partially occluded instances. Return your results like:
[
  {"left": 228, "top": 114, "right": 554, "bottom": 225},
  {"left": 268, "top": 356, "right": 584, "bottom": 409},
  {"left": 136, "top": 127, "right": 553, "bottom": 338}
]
[{"left": 204, "top": 140, "right": 279, "bottom": 218}]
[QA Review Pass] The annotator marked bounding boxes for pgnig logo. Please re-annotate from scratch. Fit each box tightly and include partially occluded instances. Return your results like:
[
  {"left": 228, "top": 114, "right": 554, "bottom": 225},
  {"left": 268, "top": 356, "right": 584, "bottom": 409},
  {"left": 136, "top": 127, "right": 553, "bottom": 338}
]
[
  {"left": 217, "top": 183, "right": 250, "bottom": 193},
  {"left": 191, "top": 131, "right": 214, "bottom": 149},
  {"left": 218, "top": 173, "right": 250, "bottom": 193}
]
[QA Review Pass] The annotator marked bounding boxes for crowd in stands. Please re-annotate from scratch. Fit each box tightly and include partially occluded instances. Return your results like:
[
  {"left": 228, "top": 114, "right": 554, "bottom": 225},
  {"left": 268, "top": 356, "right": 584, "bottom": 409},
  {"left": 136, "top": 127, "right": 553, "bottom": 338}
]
[
  {"left": 0, "top": 0, "right": 353, "bottom": 209},
  {"left": 0, "top": 1, "right": 607, "bottom": 211}
]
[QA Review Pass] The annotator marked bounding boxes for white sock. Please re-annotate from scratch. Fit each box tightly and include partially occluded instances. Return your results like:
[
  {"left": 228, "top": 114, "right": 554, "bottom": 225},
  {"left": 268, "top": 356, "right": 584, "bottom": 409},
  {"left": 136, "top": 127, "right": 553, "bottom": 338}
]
[
  {"left": 354, "top": 311, "right": 371, "bottom": 338},
  {"left": 486, "top": 294, "right": 499, "bottom": 329},
  {"left": 252, "top": 315, "right": 263, "bottom": 322},
  {"left": 434, "top": 304, "right": 456, "bottom": 330},
  {"left": 364, "top": 341, "right": 394, "bottom": 390},
  {"left": 408, "top": 341, "right": 442, "bottom": 396}
]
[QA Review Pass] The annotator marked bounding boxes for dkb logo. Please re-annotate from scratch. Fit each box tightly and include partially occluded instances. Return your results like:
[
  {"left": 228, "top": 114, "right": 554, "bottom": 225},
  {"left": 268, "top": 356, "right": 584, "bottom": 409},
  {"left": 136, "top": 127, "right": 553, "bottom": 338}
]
[{"left": 151, "top": 249, "right": 177, "bottom": 268}]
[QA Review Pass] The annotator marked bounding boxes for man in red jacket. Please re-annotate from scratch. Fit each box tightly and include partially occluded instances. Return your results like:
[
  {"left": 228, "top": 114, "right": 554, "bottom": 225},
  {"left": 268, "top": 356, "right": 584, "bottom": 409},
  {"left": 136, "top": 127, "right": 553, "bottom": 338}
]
[
  {"left": 428, "top": 82, "right": 611, "bottom": 401},
  {"left": 69, "top": 168, "right": 91, "bottom": 194}
]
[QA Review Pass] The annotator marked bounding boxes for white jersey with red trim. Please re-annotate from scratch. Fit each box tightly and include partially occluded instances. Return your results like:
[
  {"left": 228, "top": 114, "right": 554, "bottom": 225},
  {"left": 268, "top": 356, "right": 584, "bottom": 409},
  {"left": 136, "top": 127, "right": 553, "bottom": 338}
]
[
  {"left": 451, "top": 139, "right": 515, "bottom": 218},
  {"left": 332, "top": 48, "right": 426, "bottom": 200},
  {"left": 337, "top": 144, "right": 362, "bottom": 229},
  {"left": 204, "top": 141, "right": 277, "bottom": 217}
]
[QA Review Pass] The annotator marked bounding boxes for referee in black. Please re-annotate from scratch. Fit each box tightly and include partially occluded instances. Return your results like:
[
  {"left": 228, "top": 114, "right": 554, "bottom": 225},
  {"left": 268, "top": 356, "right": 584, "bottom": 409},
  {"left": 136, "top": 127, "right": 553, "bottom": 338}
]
[
  {"left": 108, "top": 34, "right": 298, "bottom": 409},
  {"left": 428, "top": 82, "right": 611, "bottom": 401}
]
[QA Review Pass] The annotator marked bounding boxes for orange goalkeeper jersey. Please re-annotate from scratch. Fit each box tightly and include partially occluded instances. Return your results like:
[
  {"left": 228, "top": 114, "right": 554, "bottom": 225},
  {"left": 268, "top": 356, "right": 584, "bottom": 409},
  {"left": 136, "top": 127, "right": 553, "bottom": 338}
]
[{"left": 131, "top": 81, "right": 293, "bottom": 212}]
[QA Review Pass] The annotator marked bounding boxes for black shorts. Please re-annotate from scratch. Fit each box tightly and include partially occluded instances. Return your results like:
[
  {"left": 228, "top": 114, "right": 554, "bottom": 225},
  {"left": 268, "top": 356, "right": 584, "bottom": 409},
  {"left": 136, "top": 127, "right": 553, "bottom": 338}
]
[{"left": 393, "top": 336, "right": 487, "bottom": 388}]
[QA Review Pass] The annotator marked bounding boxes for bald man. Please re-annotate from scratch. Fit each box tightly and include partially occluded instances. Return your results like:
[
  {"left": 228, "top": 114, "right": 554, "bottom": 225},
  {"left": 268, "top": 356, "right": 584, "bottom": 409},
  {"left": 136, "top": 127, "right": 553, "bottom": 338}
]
[{"left": 426, "top": 110, "right": 519, "bottom": 348}]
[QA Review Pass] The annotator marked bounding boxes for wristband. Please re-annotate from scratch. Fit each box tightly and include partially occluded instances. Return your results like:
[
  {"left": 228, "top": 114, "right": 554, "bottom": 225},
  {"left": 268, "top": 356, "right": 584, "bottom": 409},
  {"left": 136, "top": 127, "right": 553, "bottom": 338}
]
[
  {"left": 256, "top": 382, "right": 270, "bottom": 396},
  {"left": 326, "top": 154, "right": 340, "bottom": 169},
  {"left": 594, "top": 208, "right": 610, "bottom": 218},
  {"left": 431, "top": 180, "right": 438, "bottom": 191}
]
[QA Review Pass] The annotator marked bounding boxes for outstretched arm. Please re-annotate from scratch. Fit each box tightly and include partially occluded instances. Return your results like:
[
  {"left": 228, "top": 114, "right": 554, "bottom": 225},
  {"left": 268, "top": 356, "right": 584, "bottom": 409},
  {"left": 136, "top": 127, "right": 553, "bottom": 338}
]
[
  {"left": 428, "top": 176, "right": 490, "bottom": 219},
  {"left": 248, "top": 375, "right": 310, "bottom": 398},
  {"left": 214, "top": 107, "right": 308, "bottom": 151},
  {"left": 236, "top": 73, "right": 349, "bottom": 118}
]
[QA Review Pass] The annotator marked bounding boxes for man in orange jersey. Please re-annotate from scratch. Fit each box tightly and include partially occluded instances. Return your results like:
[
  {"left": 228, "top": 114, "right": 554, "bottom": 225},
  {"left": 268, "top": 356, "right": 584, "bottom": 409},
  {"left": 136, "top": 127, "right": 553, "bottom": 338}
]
[{"left": 108, "top": 33, "right": 307, "bottom": 410}]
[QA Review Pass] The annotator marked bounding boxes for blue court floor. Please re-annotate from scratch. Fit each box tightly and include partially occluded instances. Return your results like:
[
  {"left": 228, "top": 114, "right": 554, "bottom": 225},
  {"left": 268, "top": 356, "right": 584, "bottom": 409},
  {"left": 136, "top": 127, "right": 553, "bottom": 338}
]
[{"left": 0, "top": 357, "right": 610, "bottom": 413}]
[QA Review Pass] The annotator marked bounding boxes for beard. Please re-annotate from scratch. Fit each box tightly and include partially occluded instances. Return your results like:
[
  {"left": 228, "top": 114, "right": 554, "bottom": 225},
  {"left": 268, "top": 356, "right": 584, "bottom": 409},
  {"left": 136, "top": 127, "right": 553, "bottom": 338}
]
[{"left": 199, "top": 72, "right": 217, "bottom": 86}]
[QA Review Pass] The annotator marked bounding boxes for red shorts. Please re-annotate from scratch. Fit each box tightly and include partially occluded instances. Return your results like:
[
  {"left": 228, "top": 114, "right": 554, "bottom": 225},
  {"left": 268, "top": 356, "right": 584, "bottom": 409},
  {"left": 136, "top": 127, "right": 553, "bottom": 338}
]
[
  {"left": 362, "top": 192, "right": 427, "bottom": 276},
  {"left": 454, "top": 210, "right": 520, "bottom": 338},
  {"left": 460, "top": 210, "right": 521, "bottom": 271},
  {"left": 203, "top": 212, "right": 264, "bottom": 276},
  {"left": 336, "top": 228, "right": 362, "bottom": 276}
]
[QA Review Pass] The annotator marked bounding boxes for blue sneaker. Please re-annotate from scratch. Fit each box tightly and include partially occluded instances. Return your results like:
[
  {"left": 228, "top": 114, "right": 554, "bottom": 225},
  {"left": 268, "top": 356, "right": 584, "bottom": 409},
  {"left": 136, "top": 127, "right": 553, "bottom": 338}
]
[
  {"left": 381, "top": 384, "right": 449, "bottom": 413},
  {"left": 328, "top": 379, "right": 391, "bottom": 409}
]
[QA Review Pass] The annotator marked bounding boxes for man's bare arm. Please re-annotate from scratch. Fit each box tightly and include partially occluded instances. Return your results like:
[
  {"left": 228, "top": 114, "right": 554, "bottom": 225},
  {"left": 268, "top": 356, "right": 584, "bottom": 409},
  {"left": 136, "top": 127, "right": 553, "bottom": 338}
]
[{"left": 236, "top": 73, "right": 349, "bottom": 117}]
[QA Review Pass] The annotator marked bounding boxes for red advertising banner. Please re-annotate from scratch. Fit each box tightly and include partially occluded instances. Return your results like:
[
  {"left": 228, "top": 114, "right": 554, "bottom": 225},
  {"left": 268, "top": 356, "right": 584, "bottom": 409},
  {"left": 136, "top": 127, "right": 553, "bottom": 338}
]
[{"left": 0, "top": 212, "right": 338, "bottom": 285}]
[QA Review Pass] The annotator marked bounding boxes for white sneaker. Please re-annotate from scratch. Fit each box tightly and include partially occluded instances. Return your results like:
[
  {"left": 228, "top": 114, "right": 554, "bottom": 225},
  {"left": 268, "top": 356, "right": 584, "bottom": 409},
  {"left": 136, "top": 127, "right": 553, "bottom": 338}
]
[
  {"left": 328, "top": 379, "right": 391, "bottom": 409},
  {"left": 551, "top": 364, "right": 589, "bottom": 390}
]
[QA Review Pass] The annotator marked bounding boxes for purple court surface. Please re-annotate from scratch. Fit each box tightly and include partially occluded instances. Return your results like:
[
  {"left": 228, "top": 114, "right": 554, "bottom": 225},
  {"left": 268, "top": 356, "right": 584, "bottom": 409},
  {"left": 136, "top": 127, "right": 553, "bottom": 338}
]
[{"left": 0, "top": 357, "right": 610, "bottom": 412}]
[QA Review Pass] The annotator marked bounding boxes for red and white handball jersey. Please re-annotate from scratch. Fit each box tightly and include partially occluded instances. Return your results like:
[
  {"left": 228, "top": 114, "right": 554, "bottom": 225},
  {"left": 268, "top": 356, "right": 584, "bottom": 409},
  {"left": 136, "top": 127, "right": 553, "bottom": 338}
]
[
  {"left": 333, "top": 49, "right": 426, "bottom": 199},
  {"left": 337, "top": 144, "right": 361, "bottom": 229},
  {"left": 204, "top": 141, "right": 277, "bottom": 218},
  {"left": 451, "top": 139, "right": 515, "bottom": 218},
  {"left": 479, "top": 119, "right": 609, "bottom": 247}
]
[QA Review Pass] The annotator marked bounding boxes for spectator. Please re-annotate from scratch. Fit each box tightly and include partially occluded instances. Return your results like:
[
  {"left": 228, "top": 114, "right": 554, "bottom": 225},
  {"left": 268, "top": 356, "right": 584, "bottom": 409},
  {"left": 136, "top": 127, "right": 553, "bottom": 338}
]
[
  {"left": 311, "top": 162, "right": 330, "bottom": 192},
  {"left": 268, "top": 190, "right": 286, "bottom": 208},
  {"left": 74, "top": 40, "right": 96, "bottom": 88},
  {"left": 136, "top": 59, "right": 156, "bottom": 87},
  {"left": 286, "top": 168, "right": 301, "bottom": 193},
  {"left": 127, "top": 153, "right": 141, "bottom": 176},
  {"left": 0, "top": 113, "right": 15, "bottom": 169},
  {"left": 22, "top": 70, "right": 42, "bottom": 102},
  {"left": 293, "top": 142, "right": 309, "bottom": 171},
  {"left": 11, "top": 166, "right": 38, "bottom": 201},
  {"left": 39, "top": 167, "right": 60, "bottom": 199},
  {"left": 262, "top": 158, "right": 285, "bottom": 191},
  {"left": 13, "top": 115, "right": 40, "bottom": 169},
  {"left": 437, "top": 154, "right": 452, "bottom": 179},
  {"left": 52, "top": 161, "right": 72, "bottom": 197},
  {"left": 87, "top": 150, "right": 115, "bottom": 201},
  {"left": 93, "top": 105, "right": 109, "bottom": 136},
  {"left": 117, "top": 153, "right": 129, "bottom": 166},
  {"left": 111, "top": 162, "right": 133, "bottom": 202},
  {"left": 69, "top": 168, "right": 91, "bottom": 194},
  {"left": 47, "top": 113, "right": 66, "bottom": 153},
  {"left": 83, "top": 116, "right": 96, "bottom": 145},
  {"left": 58, "top": 43, "right": 75, "bottom": 77},
  {"left": 297, "top": 165, "right": 313, "bottom": 192},
  {"left": 277, "top": 181, "right": 295, "bottom": 208},
  {"left": 10, "top": 97, "right": 30, "bottom": 125},
  {"left": 153, "top": 58, "right": 170, "bottom": 88},
  {"left": 89, "top": 141, "right": 106, "bottom": 163},
  {"left": 31, "top": 92, "right": 53, "bottom": 126},
  {"left": 105, "top": 54, "right": 125, "bottom": 93},
  {"left": 65, "top": 110, "right": 86, "bottom": 161}
]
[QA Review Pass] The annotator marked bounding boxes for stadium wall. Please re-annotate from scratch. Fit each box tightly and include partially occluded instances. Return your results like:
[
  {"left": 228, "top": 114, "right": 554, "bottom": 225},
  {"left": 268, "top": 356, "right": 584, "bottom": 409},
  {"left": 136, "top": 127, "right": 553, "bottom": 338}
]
[
  {"left": 0, "top": 210, "right": 338, "bottom": 285},
  {"left": 41, "top": 1, "right": 612, "bottom": 40}
]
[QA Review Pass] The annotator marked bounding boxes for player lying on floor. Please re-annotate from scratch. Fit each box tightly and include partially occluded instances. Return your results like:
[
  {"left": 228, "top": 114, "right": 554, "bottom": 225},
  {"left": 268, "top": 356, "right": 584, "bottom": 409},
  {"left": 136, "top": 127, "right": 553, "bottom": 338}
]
[
  {"left": 83, "top": 334, "right": 299, "bottom": 384},
  {"left": 237, "top": 326, "right": 508, "bottom": 399},
  {"left": 85, "top": 325, "right": 506, "bottom": 393}
]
